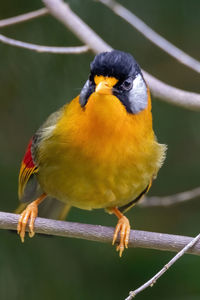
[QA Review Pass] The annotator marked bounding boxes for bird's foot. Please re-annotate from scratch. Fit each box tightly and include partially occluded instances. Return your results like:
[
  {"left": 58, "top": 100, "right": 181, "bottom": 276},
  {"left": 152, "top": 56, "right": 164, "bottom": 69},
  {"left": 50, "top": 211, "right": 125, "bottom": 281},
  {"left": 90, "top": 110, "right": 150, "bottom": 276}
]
[
  {"left": 17, "top": 193, "right": 46, "bottom": 242},
  {"left": 17, "top": 202, "right": 38, "bottom": 242},
  {"left": 112, "top": 208, "right": 130, "bottom": 257}
]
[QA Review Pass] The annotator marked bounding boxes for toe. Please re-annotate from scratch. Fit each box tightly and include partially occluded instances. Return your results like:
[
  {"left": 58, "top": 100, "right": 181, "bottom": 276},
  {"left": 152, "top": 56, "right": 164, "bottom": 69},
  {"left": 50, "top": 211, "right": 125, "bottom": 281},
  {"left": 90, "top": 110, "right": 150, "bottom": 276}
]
[
  {"left": 112, "top": 223, "right": 121, "bottom": 245},
  {"left": 124, "top": 225, "right": 130, "bottom": 248},
  {"left": 120, "top": 222, "right": 126, "bottom": 243},
  {"left": 117, "top": 243, "right": 125, "bottom": 257},
  {"left": 17, "top": 208, "right": 32, "bottom": 243},
  {"left": 20, "top": 212, "right": 30, "bottom": 242},
  {"left": 29, "top": 215, "right": 36, "bottom": 238},
  {"left": 28, "top": 205, "right": 38, "bottom": 238},
  {"left": 113, "top": 216, "right": 130, "bottom": 256}
]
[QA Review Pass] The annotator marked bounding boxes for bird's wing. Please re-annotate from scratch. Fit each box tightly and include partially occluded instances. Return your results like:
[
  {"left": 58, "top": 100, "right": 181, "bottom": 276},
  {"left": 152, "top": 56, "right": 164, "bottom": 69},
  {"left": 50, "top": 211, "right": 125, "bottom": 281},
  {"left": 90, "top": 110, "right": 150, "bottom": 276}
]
[
  {"left": 18, "top": 106, "right": 66, "bottom": 202},
  {"left": 119, "top": 181, "right": 152, "bottom": 213},
  {"left": 18, "top": 138, "right": 39, "bottom": 201}
]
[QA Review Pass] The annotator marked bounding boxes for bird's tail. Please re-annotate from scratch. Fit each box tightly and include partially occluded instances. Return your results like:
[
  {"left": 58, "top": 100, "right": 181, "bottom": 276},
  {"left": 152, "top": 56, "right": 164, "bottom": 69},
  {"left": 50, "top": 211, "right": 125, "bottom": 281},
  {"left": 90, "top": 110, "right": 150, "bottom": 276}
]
[{"left": 15, "top": 197, "right": 71, "bottom": 221}]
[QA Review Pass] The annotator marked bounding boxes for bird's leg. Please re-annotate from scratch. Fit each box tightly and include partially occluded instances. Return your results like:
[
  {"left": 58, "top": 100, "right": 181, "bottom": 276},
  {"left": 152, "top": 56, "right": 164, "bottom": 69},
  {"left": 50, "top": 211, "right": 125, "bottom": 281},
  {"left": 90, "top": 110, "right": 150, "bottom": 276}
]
[
  {"left": 17, "top": 193, "right": 47, "bottom": 242},
  {"left": 111, "top": 207, "right": 131, "bottom": 257}
]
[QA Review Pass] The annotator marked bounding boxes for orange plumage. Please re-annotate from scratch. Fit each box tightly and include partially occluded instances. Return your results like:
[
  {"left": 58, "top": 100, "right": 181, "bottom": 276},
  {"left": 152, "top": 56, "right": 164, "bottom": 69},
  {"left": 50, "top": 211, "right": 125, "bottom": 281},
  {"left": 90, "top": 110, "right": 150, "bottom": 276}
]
[{"left": 17, "top": 50, "right": 166, "bottom": 256}]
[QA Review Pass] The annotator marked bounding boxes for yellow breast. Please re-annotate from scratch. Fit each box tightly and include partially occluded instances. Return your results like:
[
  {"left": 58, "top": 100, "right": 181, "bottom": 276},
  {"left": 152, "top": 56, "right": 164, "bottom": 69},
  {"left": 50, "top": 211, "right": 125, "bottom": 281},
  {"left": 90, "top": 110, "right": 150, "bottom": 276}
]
[{"left": 37, "top": 92, "right": 166, "bottom": 210}]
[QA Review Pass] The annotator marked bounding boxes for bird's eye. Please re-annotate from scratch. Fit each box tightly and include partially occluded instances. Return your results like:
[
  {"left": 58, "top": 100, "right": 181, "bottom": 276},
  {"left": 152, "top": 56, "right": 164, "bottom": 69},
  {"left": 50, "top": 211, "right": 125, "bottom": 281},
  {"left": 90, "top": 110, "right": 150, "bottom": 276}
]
[{"left": 122, "top": 78, "right": 133, "bottom": 91}]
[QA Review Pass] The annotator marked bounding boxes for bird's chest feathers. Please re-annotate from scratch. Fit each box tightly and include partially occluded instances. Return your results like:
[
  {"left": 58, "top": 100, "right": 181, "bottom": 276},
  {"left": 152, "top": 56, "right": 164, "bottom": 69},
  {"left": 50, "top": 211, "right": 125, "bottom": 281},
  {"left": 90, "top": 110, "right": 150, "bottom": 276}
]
[
  {"left": 39, "top": 96, "right": 157, "bottom": 209},
  {"left": 59, "top": 95, "right": 152, "bottom": 162}
]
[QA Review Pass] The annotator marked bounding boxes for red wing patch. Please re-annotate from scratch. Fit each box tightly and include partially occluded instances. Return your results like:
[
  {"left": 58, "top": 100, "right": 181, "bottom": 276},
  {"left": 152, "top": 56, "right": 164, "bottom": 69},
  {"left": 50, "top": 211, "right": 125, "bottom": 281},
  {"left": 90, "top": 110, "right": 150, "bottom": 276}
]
[{"left": 18, "top": 138, "right": 38, "bottom": 199}]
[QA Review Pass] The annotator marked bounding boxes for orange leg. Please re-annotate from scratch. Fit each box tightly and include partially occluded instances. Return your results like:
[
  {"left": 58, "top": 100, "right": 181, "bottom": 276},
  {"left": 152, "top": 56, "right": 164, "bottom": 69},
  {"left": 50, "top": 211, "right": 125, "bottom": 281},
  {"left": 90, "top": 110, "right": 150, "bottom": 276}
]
[
  {"left": 17, "top": 193, "right": 47, "bottom": 242},
  {"left": 111, "top": 207, "right": 131, "bottom": 257}
]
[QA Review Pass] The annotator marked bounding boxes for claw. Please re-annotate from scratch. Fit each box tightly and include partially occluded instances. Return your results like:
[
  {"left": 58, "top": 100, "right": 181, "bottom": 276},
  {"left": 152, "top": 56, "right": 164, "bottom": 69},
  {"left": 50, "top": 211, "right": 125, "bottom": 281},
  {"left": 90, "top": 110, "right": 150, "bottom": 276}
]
[
  {"left": 17, "top": 193, "right": 46, "bottom": 242},
  {"left": 17, "top": 202, "right": 38, "bottom": 242},
  {"left": 112, "top": 222, "right": 121, "bottom": 245},
  {"left": 29, "top": 209, "right": 37, "bottom": 238},
  {"left": 112, "top": 214, "right": 130, "bottom": 257}
]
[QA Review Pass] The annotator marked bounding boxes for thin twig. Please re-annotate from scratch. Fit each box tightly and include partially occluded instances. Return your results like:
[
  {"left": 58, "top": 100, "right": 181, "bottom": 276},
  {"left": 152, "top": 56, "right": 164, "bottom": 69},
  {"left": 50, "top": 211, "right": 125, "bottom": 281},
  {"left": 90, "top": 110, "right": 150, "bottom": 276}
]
[
  {"left": 0, "top": 2, "right": 200, "bottom": 110},
  {"left": 0, "top": 34, "right": 89, "bottom": 54},
  {"left": 98, "top": 0, "right": 200, "bottom": 74},
  {"left": 143, "top": 71, "right": 200, "bottom": 111},
  {"left": 42, "top": 0, "right": 112, "bottom": 53},
  {"left": 1, "top": 212, "right": 200, "bottom": 256},
  {"left": 42, "top": 0, "right": 200, "bottom": 111},
  {"left": 125, "top": 233, "right": 200, "bottom": 299},
  {"left": 0, "top": 8, "right": 48, "bottom": 28},
  {"left": 141, "top": 186, "right": 200, "bottom": 207}
]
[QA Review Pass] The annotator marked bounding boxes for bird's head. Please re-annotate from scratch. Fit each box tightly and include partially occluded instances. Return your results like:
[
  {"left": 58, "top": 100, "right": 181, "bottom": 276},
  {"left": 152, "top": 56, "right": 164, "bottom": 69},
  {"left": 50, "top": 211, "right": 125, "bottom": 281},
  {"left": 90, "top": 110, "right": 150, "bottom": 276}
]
[{"left": 79, "top": 50, "right": 148, "bottom": 114}]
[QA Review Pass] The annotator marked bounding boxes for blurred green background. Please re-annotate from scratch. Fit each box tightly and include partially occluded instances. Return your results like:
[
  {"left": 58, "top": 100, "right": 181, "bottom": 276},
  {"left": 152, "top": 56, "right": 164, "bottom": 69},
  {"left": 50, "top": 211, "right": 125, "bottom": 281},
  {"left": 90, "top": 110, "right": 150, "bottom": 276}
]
[{"left": 0, "top": 0, "right": 200, "bottom": 299}]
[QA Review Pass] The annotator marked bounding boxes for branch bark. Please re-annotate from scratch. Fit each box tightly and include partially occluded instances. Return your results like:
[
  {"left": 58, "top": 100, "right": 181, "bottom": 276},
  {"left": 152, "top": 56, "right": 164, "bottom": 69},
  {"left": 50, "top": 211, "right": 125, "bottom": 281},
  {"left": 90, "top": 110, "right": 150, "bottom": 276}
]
[
  {"left": 42, "top": 0, "right": 111, "bottom": 53},
  {"left": 1, "top": 211, "right": 200, "bottom": 256},
  {"left": 141, "top": 187, "right": 200, "bottom": 207},
  {"left": 1, "top": 2, "right": 200, "bottom": 110},
  {"left": 143, "top": 71, "right": 200, "bottom": 111},
  {"left": 1, "top": 3, "right": 200, "bottom": 298},
  {"left": 0, "top": 34, "right": 89, "bottom": 54},
  {"left": 42, "top": 0, "right": 200, "bottom": 111},
  {"left": 0, "top": 8, "right": 48, "bottom": 28},
  {"left": 98, "top": 0, "right": 200, "bottom": 74},
  {"left": 125, "top": 233, "right": 200, "bottom": 299}
]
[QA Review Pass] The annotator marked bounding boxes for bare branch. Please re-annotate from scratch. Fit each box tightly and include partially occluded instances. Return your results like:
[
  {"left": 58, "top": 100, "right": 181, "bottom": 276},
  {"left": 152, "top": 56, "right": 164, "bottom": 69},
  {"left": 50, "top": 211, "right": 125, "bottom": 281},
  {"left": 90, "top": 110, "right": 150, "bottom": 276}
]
[
  {"left": 42, "top": 0, "right": 200, "bottom": 111},
  {"left": 141, "top": 187, "right": 200, "bottom": 207},
  {"left": 1, "top": 211, "right": 200, "bottom": 256},
  {"left": 42, "top": 0, "right": 112, "bottom": 53},
  {"left": 0, "top": 2, "right": 199, "bottom": 109},
  {"left": 1, "top": 3, "right": 199, "bottom": 298},
  {"left": 0, "top": 34, "right": 89, "bottom": 54},
  {"left": 0, "top": 8, "right": 48, "bottom": 28},
  {"left": 98, "top": 0, "right": 200, "bottom": 74},
  {"left": 125, "top": 233, "right": 200, "bottom": 299},
  {"left": 143, "top": 71, "right": 200, "bottom": 111}
]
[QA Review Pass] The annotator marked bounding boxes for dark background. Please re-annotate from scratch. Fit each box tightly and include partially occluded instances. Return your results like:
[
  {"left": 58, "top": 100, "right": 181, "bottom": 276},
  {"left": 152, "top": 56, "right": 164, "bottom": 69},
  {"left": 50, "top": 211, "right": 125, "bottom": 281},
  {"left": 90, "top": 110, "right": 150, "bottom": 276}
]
[{"left": 0, "top": 1, "right": 200, "bottom": 299}]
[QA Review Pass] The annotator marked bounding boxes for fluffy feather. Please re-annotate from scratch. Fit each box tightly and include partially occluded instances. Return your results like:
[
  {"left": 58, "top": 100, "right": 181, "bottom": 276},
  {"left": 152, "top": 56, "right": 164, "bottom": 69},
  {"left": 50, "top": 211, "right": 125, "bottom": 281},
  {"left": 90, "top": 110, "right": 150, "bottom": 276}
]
[
  {"left": 18, "top": 50, "right": 166, "bottom": 218},
  {"left": 18, "top": 108, "right": 64, "bottom": 203},
  {"left": 18, "top": 139, "right": 38, "bottom": 200},
  {"left": 35, "top": 91, "right": 166, "bottom": 210}
]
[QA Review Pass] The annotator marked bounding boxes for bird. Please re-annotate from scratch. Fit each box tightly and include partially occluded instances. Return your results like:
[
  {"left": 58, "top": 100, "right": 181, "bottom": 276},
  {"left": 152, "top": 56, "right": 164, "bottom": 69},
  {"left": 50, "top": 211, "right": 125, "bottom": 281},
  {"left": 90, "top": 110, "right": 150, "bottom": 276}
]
[{"left": 17, "top": 50, "right": 166, "bottom": 257}]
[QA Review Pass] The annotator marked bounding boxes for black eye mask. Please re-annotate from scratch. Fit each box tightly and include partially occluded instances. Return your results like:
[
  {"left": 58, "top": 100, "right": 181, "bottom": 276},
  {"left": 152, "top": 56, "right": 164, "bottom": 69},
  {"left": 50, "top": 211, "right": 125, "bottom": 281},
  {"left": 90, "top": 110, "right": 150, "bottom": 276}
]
[
  {"left": 79, "top": 50, "right": 148, "bottom": 114},
  {"left": 79, "top": 80, "right": 95, "bottom": 107},
  {"left": 113, "top": 74, "right": 148, "bottom": 114}
]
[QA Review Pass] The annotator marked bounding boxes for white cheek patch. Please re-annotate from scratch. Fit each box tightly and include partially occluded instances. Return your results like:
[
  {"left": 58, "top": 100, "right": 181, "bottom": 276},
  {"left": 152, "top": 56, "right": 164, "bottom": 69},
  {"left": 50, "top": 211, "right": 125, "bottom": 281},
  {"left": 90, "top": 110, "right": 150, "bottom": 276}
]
[{"left": 128, "top": 74, "right": 148, "bottom": 114}]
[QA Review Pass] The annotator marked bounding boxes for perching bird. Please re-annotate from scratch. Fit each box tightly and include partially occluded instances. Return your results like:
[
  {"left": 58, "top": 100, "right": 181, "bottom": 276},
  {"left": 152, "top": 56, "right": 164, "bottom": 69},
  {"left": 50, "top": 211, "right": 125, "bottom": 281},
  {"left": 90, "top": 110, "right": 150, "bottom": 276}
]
[{"left": 17, "top": 50, "right": 166, "bottom": 256}]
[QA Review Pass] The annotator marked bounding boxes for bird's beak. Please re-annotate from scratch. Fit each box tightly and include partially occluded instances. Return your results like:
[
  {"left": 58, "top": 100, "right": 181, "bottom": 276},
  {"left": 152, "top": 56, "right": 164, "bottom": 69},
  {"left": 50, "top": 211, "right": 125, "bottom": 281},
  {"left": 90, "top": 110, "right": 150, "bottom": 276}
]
[{"left": 95, "top": 81, "right": 112, "bottom": 95}]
